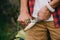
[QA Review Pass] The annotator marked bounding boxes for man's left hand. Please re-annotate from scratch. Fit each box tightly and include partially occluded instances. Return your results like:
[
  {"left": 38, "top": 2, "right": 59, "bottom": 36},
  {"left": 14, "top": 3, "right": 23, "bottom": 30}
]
[{"left": 38, "top": 6, "right": 51, "bottom": 21}]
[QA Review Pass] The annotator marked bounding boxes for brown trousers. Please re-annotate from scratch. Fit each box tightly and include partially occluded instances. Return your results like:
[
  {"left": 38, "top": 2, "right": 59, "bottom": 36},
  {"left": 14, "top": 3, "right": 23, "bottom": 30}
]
[{"left": 26, "top": 21, "right": 60, "bottom": 40}]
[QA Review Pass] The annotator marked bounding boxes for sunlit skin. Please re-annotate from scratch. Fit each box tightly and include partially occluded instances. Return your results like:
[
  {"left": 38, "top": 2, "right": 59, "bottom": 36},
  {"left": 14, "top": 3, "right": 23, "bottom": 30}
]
[{"left": 18, "top": 0, "right": 60, "bottom": 26}]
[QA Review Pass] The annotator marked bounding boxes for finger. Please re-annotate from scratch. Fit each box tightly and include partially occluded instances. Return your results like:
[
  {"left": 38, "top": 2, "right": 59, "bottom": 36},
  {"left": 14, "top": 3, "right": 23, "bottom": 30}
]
[
  {"left": 21, "top": 22, "right": 28, "bottom": 26},
  {"left": 20, "top": 20, "right": 28, "bottom": 26},
  {"left": 17, "top": 17, "right": 21, "bottom": 22},
  {"left": 17, "top": 18, "right": 25, "bottom": 24},
  {"left": 21, "top": 22, "right": 26, "bottom": 25},
  {"left": 23, "top": 19, "right": 30, "bottom": 26},
  {"left": 24, "top": 21, "right": 28, "bottom": 26}
]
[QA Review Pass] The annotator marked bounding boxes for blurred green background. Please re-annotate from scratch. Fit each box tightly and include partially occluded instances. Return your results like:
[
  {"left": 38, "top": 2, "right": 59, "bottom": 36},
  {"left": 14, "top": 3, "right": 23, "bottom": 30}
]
[{"left": 0, "top": 0, "right": 20, "bottom": 40}]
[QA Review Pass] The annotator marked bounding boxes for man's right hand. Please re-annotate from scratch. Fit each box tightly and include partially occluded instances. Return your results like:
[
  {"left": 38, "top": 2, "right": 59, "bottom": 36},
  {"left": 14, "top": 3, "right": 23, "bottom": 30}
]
[{"left": 17, "top": 9, "right": 32, "bottom": 26}]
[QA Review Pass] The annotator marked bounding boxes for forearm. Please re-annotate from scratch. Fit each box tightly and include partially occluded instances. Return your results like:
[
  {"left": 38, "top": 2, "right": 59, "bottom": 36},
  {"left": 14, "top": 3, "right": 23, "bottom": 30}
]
[
  {"left": 20, "top": 0, "right": 30, "bottom": 16},
  {"left": 20, "top": 0, "right": 28, "bottom": 12},
  {"left": 49, "top": 0, "right": 60, "bottom": 8}
]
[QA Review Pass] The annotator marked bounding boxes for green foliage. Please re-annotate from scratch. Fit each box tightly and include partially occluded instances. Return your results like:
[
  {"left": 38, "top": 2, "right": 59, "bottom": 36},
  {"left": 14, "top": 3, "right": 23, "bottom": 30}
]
[{"left": 0, "top": 0, "right": 20, "bottom": 40}]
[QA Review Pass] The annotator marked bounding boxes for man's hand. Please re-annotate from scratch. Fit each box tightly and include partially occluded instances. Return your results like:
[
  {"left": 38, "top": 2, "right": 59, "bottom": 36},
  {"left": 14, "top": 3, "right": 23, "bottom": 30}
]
[
  {"left": 38, "top": 0, "right": 60, "bottom": 21},
  {"left": 17, "top": 9, "right": 32, "bottom": 26},
  {"left": 17, "top": 0, "right": 32, "bottom": 26},
  {"left": 38, "top": 6, "right": 51, "bottom": 20}
]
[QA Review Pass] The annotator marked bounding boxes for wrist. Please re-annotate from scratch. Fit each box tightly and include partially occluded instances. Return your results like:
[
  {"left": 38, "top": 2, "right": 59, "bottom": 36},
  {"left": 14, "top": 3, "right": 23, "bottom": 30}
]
[
  {"left": 45, "top": 0, "right": 60, "bottom": 13},
  {"left": 46, "top": 3, "right": 55, "bottom": 12},
  {"left": 20, "top": 8, "right": 28, "bottom": 14},
  {"left": 20, "top": 8, "right": 29, "bottom": 15},
  {"left": 20, "top": 7, "right": 28, "bottom": 10},
  {"left": 49, "top": 0, "right": 60, "bottom": 8}
]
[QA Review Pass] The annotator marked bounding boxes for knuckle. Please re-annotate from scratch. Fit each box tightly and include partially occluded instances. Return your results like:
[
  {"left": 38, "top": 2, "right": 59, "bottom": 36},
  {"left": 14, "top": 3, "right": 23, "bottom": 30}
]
[
  {"left": 17, "top": 18, "right": 20, "bottom": 21},
  {"left": 17, "top": 18, "right": 22, "bottom": 22}
]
